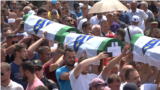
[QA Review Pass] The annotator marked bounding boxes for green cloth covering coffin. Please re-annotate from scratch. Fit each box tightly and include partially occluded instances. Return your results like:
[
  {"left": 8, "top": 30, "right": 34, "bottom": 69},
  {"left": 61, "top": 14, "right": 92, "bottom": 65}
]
[
  {"left": 59, "top": 33, "right": 124, "bottom": 58},
  {"left": 23, "top": 14, "right": 80, "bottom": 42},
  {"left": 131, "top": 34, "right": 160, "bottom": 70}
]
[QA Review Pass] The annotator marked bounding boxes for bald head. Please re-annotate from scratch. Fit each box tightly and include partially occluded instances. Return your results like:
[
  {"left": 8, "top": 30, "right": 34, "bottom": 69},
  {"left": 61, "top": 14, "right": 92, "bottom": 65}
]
[
  {"left": 131, "top": 0, "right": 137, "bottom": 11},
  {"left": 92, "top": 25, "right": 101, "bottom": 36},
  {"left": 120, "top": 65, "right": 133, "bottom": 82}
]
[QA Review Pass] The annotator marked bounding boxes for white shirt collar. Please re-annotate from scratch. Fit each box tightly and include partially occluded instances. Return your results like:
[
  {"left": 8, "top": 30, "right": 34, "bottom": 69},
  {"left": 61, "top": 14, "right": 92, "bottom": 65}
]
[{"left": 1, "top": 80, "right": 12, "bottom": 88}]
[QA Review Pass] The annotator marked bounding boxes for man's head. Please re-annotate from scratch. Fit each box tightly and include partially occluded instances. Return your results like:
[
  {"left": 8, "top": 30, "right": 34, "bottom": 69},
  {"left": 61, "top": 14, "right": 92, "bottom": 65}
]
[
  {"left": 11, "top": 1, "right": 17, "bottom": 9},
  {"left": 32, "top": 6, "right": 38, "bottom": 14},
  {"left": 63, "top": 48, "right": 76, "bottom": 67},
  {"left": 152, "top": 28, "right": 160, "bottom": 39},
  {"left": 2, "top": 28, "right": 12, "bottom": 40},
  {"left": 1, "top": 8, "right": 7, "bottom": 18},
  {"left": 126, "top": 3, "right": 131, "bottom": 10},
  {"left": 120, "top": 65, "right": 133, "bottom": 82},
  {"left": 13, "top": 43, "right": 27, "bottom": 60},
  {"left": 1, "top": 62, "right": 11, "bottom": 83},
  {"left": 52, "top": 49, "right": 64, "bottom": 62},
  {"left": 131, "top": 1, "right": 137, "bottom": 11},
  {"left": 6, "top": 33, "right": 18, "bottom": 46},
  {"left": 62, "top": 15, "right": 72, "bottom": 26},
  {"left": 113, "top": 11, "right": 120, "bottom": 23},
  {"left": 115, "top": 28, "right": 125, "bottom": 40},
  {"left": 123, "top": 83, "right": 139, "bottom": 90},
  {"left": 106, "top": 12, "right": 113, "bottom": 22},
  {"left": 81, "top": 5, "right": 89, "bottom": 16},
  {"left": 38, "top": 46, "right": 51, "bottom": 64},
  {"left": 12, "top": 6, "right": 20, "bottom": 15},
  {"left": 37, "top": 7, "right": 48, "bottom": 19},
  {"left": 51, "top": 9, "right": 58, "bottom": 19},
  {"left": 1, "top": 47, "right": 6, "bottom": 62},
  {"left": 149, "top": 18, "right": 158, "bottom": 30},
  {"left": 78, "top": 57, "right": 89, "bottom": 74},
  {"left": 62, "top": 8, "right": 70, "bottom": 16},
  {"left": 82, "top": 21, "right": 92, "bottom": 35},
  {"left": 97, "top": 13, "right": 103, "bottom": 20},
  {"left": 62, "top": 1, "right": 70, "bottom": 9},
  {"left": 131, "top": 15, "right": 139, "bottom": 26},
  {"left": 23, "top": 6, "right": 32, "bottom": 15},
  {"left": 140, "top": 1, "right": 148, "bottom": 11},
  {"left": 73, "top": 2, "right": 80, "bottom": 13},
  {"left": 125, "top": 68, "right": 141, "bottom": 88},
  {"left": 89, "top": 78, "right": 109, "bottom": 90},
  {"left": 92, "top": 25, "right": 101, "bottom": 36},
  {"left": 101, "top": 20, "right": 109, "bottom": 33},
  {"left": 19, "top": 61, "right": 35, "bottom": 82},
  {"left": 109, "top": 64, "right": 119, "bottom": 75},
  {"left": 28, "top": 3, "right": 34, "bottom": 8},
  {"left": 107, "top": 74, "right": 121, "bottom": 90},
  {"left": 32, "top": 60, "right": 44, "bottom": 80}
]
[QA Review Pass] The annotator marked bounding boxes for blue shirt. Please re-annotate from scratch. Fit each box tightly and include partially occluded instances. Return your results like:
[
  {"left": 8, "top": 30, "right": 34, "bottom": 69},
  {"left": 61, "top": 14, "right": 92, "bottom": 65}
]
[
  {"left": 110, "top": 22, "right": 120, "bottom": 33},
  {"left": 10, "top": 62, "right": 28, "bottom": 89},
  {"left": 73, "top": 9, "right": 82, "bottom": 18},
  {"left": 119, "top": 12, "right": 131, "bottom": 25},
  {"left": 56, "top": 66, "right": 72, "bottom": 90}
]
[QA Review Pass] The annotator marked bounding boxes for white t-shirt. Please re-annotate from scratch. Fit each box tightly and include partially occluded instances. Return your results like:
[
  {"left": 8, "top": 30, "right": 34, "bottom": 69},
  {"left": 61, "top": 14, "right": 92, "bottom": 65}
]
[
  {"left": 1, "top": 80, "right": 24, "bottom": 90},
  {"left": 69, "top": 70, "right": 98, "bottom": 90},
  {"left": 124, "top": 25, "right": 144, "bottom": 43},
  {"left": 89, "top": 15, "right": 107, "bottom": 26},
  {"left": 120, "top": 82, "right": 157, "bottom": 90},
  {"left": 78, "top": 18, "right": 87, "bottom": 31}
]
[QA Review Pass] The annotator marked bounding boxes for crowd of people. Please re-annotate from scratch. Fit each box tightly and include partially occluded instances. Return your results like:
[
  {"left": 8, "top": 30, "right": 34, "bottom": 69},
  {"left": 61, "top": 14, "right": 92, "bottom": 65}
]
[{"left": 1, "top": 0, "right": 160, "bottom": 90}]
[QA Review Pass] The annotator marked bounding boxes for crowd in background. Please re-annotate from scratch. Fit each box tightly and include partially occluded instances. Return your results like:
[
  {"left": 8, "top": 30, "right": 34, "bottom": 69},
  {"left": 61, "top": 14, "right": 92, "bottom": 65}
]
[{"left": 1, "top": 0, "right": 160, "bottom": 90}]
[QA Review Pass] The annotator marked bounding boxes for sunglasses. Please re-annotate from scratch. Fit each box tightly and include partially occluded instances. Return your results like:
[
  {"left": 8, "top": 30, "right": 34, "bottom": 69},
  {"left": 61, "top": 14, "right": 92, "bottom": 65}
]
[
  {"left": 66, "top": 20, "right": 72, "bottom": 22},
  {"left": 1, "top": 72, "right": 5, "bottom": 76},
  {"left": 94, "top": 83, "right": 108, "bottom": 87},
  {"left": 51, "top": 13, "right": 57, "bottom": 15},
  {"left": 35, "top": 67, "right": 42, "bottom": 71},
  {"left": 12, "top": 41, "right": 18, "bottom": 44}
]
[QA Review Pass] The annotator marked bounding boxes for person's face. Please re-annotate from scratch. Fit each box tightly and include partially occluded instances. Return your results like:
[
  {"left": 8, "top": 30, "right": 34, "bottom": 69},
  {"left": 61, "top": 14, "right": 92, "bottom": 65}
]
[
  {"left": 108, "top": 80, "right": 121, "bottom": 90},
  {"left": 40, "top": 12, "right": 48, "bottom": 19},
  {"left": 128, "top": 71, "right": 141, "bottom": 87},
  {"left": 75, "top": 8, "right": 80, "bottom": 13},
  {"left": 19, "top": 66, "right": 28, "bottom": 82},
  {"left": 107, "top": 14, "right": 113, "bottom": 22},
  {"left": 113, "top": 13, "right": 119, "bottom": 22},
  {"left": 82, "top": 8, "right": 88, "bottom": 15},
  {"left": 131, "top": 2, "right": 137, "bottom": 10},
  {"left": 93, "top": 27, "right": 101, "bottom": 36},
  {"left": 11, "top": 1, "right": 17, "bottom": 8},
  {"left": 140, "top": 4, "right": 145, "bottom": 10},
  {"left": 35, "top": 66, "right": 43, "bottom": 79},
  {"left": 12, "top": 9, "right": 19, "bottom": 15},
  {"left": 41, "top": 49, "right": 51, "bottom": 63},
  {"left": 19, "top": 48, "right": 28, "bottom": 60},
  {"left": 1, "top": 49, "right": 6, "bottom": 62},
  {"left": 64, "top": 17, "right": 72, "bottom": 26},
  {"left": 83, "top": 24, "right": 92, "bottom": 32},
  {"left": 63, "top": 4, "right": 69, "bottom": 9},
  {"left": 82, "top": 65, "right": 90, "bottom": 74},
  {"left": 152, "top": 33, "right": 160, "bottom": 39},
  {"left": 109, "top": 67, "right": 119, "bottom": 75},
  {"left": 51, "top": 11, "right": 58, "bottom": 19},
  {"left": 97, "top": 13, "right": 102, "bottom": 19},
  {"left": 33, "top": 9, "right": 38, "bottom": 14},
  {"left": 2, "top": 30, "right": 12, "bottom": 39},
  {"left": 64, "top": 51, "right": 76, "bottom": 66},
  {"left": 7, "top": 37, "right": 18, "bottom": 46},
  {"left": 101, "top": 22, "right": 109, "bottom": 32},
  {"left": 150, "top": 23, "right": 158, "bottom": 29},
  {"left": 115, "top": 32, "right": 122, "bottom": 40},
  {"left": 1, "top": 67, "right": 10, "bottom": 82}
]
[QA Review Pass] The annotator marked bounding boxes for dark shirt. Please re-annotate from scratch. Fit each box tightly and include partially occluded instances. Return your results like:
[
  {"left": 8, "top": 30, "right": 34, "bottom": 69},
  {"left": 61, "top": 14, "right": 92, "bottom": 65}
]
[
  {"left": 118, "top": 20, "right": 127, "bottom": 29},
  {"left": 110, "top": 22, "right": 120, "bottom": 33},
  {"left": 119, "top": 12, "right": 131, "bottom": 25},
  {"left": 5, "top": 54, "right": 14, "bottom": 64},
  {"left": 69, "top": 11, "right": 78, "bottom": 21},
  {"left": 41, "top": 76, "right": 59, "bottom": 90}
]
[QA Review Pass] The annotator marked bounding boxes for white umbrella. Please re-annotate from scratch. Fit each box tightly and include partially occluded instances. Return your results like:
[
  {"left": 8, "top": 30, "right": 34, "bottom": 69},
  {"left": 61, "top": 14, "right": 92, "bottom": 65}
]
[{"left": 88, "top": 0, "right": 129, "bottom": 14}]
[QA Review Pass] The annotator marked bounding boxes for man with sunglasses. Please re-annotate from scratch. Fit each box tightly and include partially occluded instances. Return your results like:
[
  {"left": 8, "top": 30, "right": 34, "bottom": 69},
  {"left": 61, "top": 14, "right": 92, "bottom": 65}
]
[
  {"left": 10, "top": 1, "right": 17, "bottom": 12},
  {"left": 32, "top": 60, "right": 59, "bottom": 90},
  {"left": 1, "top": 62, "right": 24, "bottom": 90},
  {"left": 10, "top": 43, "right": 28, "bottom": 89},
  {"left": 62, "top": 15, "right": 72, "bottom": 27},
  {"left": 89, "top": 78, "right": 110, "bottom": 90},
  {"left": 73, "top": 2, "right": 82, "bottom": 18}
]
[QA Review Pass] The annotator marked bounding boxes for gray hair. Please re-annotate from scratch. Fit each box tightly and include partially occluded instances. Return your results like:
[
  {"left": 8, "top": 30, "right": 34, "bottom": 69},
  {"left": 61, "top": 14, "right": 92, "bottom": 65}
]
[
  {"left": 23, "top": 6, "right": 31, "bottom": 12},
  {"left": 141, "top": 1, "right": 148, "bottom": 8}
]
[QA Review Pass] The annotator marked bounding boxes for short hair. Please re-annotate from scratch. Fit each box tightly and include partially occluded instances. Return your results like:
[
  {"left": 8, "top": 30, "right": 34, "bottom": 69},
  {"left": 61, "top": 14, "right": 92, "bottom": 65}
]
[
  {"left": 78, "top": 56, "right": 87, "bottom": 64},
  {"left": 2, "top": 28, "right": 12, "bottom": 33},
  {"left": 63, "top": 1, "right": 69, "bottom": 5},
  {"left": 64, "top": 48, "right": 75, "bottom": 57},
  {"left": 1, "top": 62, "right": 11, "bottom": 71},
  {"left": 3, "top": 24, "right": 11, "bottom": 28},
  {"left": 82, "top": 21, "right": 91, "bottom": 29},
  {"left": 6, "top": 33, "right": 17, "bottom": 40},
  {"left": 37, "top": 7, "right": 47, "bottom": 16},
  {"left": 52, "top": 49, "right": 64, "bottom": 56},
  {"left": 3, "top": 4, "right": 9, "bottom": 9},
  {"left": 13, "top": 43, "right": 27, "bottom": 57},
  {"left": 38, "top": 46, "right": 51, "bottom": 55},
  {"left": 116, "top": 28, "right": 126, "bottom": 39},
  {"left": 101, "top": 20, "right": 108, "bottom": 26},
  {"left": 153, "top": 28, "right": 160, "bottom": 34},
  {"left": 125, "top": 68, "right": 137, "bottom": 80},
  {"left": 108, "top": 74, "right": 121, "bottom": 84},
  {"left": 140, "top": 1, "right": 148, "bottom": 8},
  {"left": 62, "top": 15, "right": 69, "bottom": 22},
  {"left": 20, "top": 61, "right": 35, "bottom": 74},
  {"left": 34, "top": 85, "right": 49, "bottom": 90},
  {"left": 23, "top": 6, "right": 31, "bottom": 12},
  {"left": 1, "top": 8, "right": 7, "bottom": 13},
  {"left": 32, "top": 6, "right": 38, "bottom": 10},
  {"left": 62, "top": 7, "right": 69, "bottom": 13}
]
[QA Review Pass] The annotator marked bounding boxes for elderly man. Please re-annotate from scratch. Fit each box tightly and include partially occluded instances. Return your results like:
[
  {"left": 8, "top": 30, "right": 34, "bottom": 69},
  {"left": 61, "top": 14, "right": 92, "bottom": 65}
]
[
  {"left": 127, "top": 1, "right": 148, "bottom": 31},
  {"left": 92, "top": 24, "right": 101, "bottom": 36},
  {"left": 23, "top": 6, "right": 32, "bottom": 15}
]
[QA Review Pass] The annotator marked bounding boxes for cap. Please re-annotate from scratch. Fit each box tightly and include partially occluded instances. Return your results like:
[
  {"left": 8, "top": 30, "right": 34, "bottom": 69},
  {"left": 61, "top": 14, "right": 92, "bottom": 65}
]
[
  {"left": 149, "top": 18, "right": 158, "bottom": 24},
  {"left": 32, "top": 60, "right": 43, "bottom": 67},
  {"left": 28, "top": 10, "right": 36, "bottom": 15},
  {"left": 106, "top": 34, "right": 115, "bottom": 38},
  {"left": 123, "top": 83, "right": 139, "bottom": 90},
  {"left": 74, "top": 2, "right": 80, "bottom": 9},
  {"left": 140, "top": 1, "right": 148, "bottom": 7},
  {"left": 132, "top": 15, "right": 139, "bottom": 22},
  {"left": 89, "top": 78, "right": 109, "bottom": 90},
  {"left": 106, "top": 12, "right": 113, "bottom": 16}
]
